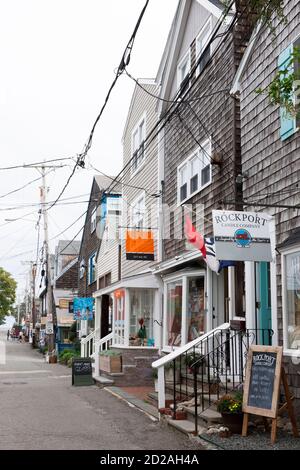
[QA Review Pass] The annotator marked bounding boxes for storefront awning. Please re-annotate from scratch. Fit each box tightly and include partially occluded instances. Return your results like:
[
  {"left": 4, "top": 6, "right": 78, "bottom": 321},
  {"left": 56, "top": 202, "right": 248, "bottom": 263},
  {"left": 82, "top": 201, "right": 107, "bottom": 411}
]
[
  {"left": 151, "top": 250, "right": 203, "bottom": 274},
  {"left": 94, "top": 272, "right": 161, "bottom": 298},
  {"left": 278, "top": 228, "right": 300, "bottom": 250}
]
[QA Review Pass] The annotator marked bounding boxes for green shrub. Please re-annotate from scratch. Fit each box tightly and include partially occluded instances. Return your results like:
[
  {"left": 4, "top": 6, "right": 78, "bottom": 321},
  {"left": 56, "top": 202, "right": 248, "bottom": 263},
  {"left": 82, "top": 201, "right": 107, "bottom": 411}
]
[{"left": 99, "top": 350, "right": 121, "bottom": 357}]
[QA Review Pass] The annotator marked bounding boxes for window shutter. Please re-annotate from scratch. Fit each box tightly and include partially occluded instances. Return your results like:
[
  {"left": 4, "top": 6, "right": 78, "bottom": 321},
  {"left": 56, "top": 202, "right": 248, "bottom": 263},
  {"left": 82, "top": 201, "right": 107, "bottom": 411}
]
[{"left": 278, "top": 45, "right": 296, "bottom": 141}]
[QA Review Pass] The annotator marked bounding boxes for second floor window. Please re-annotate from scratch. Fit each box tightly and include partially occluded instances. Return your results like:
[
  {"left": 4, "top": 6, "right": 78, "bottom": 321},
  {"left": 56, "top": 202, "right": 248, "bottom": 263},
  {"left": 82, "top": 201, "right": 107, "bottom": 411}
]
[
  {"left": 196, "top": 18, "right": 212, "bottom": 75},
  {"left": 177, "top": 51, "right": 191, "bottom": 91},
  {"left": 132, "top": 117, "right": 145, "bottom": 174},
  {"left": 91, "top": 207, "right": 97, "bottom": 233},
  {"left": 88, "top": 254, "right": 96, "bottom": 284},
  {"left": 177, "top": 139, "right": 212, "bottom": 204},
  {"left": 132, "top": 193, "right": 145, "bottom": 229}
]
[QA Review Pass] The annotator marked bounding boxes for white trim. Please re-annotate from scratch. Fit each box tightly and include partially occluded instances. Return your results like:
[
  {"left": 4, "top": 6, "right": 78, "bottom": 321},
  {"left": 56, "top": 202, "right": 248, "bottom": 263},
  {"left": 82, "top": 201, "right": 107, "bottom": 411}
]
[
  {"left": 228, "top": 266, "right": 235, "bottom": 321},
  {"left": 245, "top": 262, "right": 256, "bottom": 331},
  {"left": 206, "top": 267, "right": 213, "bottom": 331},
  {"left": 163, "top": 269, "right": 206, "bottom": 349},
  {"left": 195, "top": 16, "right": 212, "bottom": 77},
  {"left": 131, "top": 112, "right": 147, "bottom": 176},
  {"left": 153, "top": 322, "right": 230, "bottom": 369},
  {"left": 270, "top": 218, "right": 278, "bottom": 345},
  {"left": 195, "top": 0, "right": 223, "bottom": 18},
  {"left": 177, "top": 138, "right": 212, "bottom": 205},
  {"left": 152, "top": 250, "right": 203, "bottom": 274},
  {"left": 122, "top": 81, "right": 156, "bottom": 142},
  {"left": 130, "top": 190, "right": 146, "bottom": 228},
  {"left": 283, "top": 350, "right": 300, "bottom": 358},
  {"left": 230, "top": 20, "right": 263, "bottom": 95},
  {"left": 177, "top": 49, "right": 191, "bottom": 91},
  {"left": 281, "top": 244, "right": 300, "bottom": 351}
]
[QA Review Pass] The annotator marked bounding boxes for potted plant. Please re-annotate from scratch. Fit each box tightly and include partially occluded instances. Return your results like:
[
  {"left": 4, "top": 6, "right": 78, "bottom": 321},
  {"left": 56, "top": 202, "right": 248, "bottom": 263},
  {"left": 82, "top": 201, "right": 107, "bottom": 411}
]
[
  {"left": 217, "top": 391, "right": 244, "bottom": 434},
  {"left": 137, "top": 318, "right": 147, "bottom": 346},
  {"left": 185, "top": 352, "right": 205, "bottom": 374},
  {"left": 99, "top": 350, "right": 122, "bottom": 373}
]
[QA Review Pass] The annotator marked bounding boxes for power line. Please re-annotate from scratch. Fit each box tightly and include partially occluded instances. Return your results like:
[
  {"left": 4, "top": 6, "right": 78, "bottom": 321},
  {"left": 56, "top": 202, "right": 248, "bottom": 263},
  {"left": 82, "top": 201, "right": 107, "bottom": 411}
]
[
  {"left": 0, "top": 157, "right": 74, "bottom": 171},
  {"left": 47, "top": 0, "right": 150, "bottom": 213}
]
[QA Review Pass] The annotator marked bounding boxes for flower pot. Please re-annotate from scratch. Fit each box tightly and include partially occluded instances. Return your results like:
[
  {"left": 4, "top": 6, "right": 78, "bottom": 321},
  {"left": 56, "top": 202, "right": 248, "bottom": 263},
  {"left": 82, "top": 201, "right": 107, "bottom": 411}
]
[
  {"left": 99, "top": 354, "right": 122, "bottom": 373},
  {"left": 159, "top": 407, "right": 172, "bottom": 416},
  {"left": 221, "top": 412, "right": 244, "bottom": 434},
  {"left": 172, "top": 410, "right": 187, "bottom": 420}
]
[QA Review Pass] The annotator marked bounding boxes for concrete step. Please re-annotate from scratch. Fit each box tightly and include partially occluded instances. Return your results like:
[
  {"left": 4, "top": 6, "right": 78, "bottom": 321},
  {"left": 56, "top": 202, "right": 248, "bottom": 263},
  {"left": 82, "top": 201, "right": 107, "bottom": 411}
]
[
  {"left": 182, "top": 405, "right": 222, "bottom": 424},
  {"left": 166, "top": 417, "right": 206, "bottom": 436},
  {"left": 94, "top": 375, "right": 114, "bottom": 387}
]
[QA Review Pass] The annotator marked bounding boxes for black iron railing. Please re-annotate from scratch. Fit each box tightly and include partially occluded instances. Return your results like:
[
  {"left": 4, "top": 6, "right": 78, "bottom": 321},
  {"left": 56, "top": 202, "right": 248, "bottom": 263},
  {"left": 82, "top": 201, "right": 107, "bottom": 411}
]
[{"left": 165, "top": 327, "right": 273, "bottom": 435}]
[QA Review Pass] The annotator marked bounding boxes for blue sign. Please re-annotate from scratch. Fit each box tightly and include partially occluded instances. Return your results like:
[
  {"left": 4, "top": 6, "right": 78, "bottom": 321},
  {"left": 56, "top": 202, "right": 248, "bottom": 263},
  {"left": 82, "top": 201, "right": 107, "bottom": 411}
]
[
  {"left": 73, "top": 298, "right": 94, "bottom": 321},
  {"left": 234, "top": 229, "right": 252, "bottom": 248}
]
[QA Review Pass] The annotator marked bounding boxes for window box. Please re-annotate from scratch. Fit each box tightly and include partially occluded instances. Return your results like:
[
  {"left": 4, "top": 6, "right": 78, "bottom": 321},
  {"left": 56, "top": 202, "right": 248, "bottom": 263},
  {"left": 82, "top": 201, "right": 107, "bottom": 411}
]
[{"left": 99, "top": 351, "right": 122, "bottom": 373}]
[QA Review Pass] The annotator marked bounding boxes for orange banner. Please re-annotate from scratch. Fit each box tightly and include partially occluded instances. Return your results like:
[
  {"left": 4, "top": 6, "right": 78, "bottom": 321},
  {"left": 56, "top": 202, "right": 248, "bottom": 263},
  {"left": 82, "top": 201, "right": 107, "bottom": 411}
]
[{"left": 126, "top": 230, "right": 154, "bottom": 261}]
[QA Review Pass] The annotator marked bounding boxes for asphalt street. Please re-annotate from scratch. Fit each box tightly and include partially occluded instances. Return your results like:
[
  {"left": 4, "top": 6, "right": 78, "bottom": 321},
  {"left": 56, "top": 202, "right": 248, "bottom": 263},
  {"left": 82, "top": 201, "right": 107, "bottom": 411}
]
[{"left": 0, "top": 332, "right": 203, "bottom": 450}]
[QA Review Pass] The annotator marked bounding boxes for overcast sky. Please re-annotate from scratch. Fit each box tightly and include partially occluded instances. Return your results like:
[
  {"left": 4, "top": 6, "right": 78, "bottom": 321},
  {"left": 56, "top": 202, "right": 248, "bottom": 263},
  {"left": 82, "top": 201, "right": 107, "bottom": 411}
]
[{"left": 0, "top": 0, "right": 178, "bottom": 299}]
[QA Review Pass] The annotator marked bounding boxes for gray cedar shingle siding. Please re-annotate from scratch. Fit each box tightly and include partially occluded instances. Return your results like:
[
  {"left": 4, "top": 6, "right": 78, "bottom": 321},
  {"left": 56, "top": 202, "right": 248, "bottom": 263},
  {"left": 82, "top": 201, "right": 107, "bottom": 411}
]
[
  {"left": 163, "top": 25, "right": 246, "bottom": 260},
  {"left": 239, "top": 1, "right": 300, "bottom": 354}
]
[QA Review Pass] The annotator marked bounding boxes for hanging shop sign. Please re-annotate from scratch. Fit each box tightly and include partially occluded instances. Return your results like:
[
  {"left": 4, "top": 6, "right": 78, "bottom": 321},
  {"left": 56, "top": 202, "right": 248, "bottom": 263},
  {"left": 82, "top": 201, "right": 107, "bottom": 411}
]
[
  {"left": 212, "top": 210, "right": 272, "bottom": 262},
  {"left": 126, "top": 230, "right": 154, "bottom": 261},
  {"left": 73, "top": 297, "right": 94, "bottom": 321},
  {"left": 46, "top": 322, "right": 54, "bottom": 334}
]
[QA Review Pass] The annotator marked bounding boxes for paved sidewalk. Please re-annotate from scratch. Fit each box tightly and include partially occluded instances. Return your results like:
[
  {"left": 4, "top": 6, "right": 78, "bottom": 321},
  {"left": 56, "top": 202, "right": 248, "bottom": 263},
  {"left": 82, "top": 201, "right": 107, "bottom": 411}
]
[{"left": 0, "top": 339, "right": 204, "bottom": 450}]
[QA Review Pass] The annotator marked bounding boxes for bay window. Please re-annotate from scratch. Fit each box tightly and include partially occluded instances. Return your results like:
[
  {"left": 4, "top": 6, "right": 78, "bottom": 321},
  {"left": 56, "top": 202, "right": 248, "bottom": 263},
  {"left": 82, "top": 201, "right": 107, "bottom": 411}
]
[{"left": 283, "top": 249, "right": 300, "bottom": 350}]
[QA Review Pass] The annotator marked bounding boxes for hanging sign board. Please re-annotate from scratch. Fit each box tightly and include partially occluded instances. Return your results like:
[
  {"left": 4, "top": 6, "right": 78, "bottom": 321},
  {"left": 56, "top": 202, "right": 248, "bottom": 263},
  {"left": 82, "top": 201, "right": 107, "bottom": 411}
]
[
  {"left": 73, "top": 297, "right": 94, "bottom": 321},
  {"left": 126, "top": 230, "right": 154, "bottom": 261},
  {"left": 243, "top": 345, "right": 283, "bottom": 419},
  {"left": 212, "top": 210, "right": 272, "bottom": 261},
  {"left": 45, "top": 322, "right": 54, "bottom": 335}
]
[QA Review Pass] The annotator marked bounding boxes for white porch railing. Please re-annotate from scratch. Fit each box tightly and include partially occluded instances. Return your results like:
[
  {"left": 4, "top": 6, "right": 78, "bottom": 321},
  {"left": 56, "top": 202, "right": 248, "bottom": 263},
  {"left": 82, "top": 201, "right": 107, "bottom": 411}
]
[
  {"left": 80, "top": 327, "right": 100, "bottom": 358},
  {"left": 93, "top": 332, "right": 114, "bottom": 378},
  {"left": 152, "top": 323, "right": 230, "bottom": 409}
]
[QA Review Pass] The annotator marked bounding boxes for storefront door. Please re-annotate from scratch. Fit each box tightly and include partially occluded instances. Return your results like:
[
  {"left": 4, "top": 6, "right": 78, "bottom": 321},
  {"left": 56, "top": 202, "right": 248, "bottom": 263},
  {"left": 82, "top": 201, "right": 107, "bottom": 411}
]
[
  {"left": 113, "top": 290, "right": 125, "bottom": 345},
  {"left": 256, "top": 262, "right": 272, "bottom": 345}
]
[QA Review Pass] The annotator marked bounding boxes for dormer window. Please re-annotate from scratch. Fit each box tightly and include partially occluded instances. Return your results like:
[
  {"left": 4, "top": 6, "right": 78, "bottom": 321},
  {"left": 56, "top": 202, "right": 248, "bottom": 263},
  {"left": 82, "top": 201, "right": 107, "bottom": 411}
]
[{"left": 177, "top": 50, "right": 191, "bottom": 91}]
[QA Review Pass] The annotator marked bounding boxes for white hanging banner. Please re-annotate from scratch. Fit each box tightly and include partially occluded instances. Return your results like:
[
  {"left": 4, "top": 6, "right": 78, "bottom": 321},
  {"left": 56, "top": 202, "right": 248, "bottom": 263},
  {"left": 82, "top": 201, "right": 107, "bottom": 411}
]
[{"left": 212, "top": 210, "right": 273, "bottom": 262}]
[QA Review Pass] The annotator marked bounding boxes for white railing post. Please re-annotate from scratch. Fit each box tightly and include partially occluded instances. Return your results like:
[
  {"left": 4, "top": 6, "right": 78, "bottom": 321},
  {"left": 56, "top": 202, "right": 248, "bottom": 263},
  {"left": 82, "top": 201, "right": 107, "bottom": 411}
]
[
  {"left": 157, "top": 366, "right": 165, "bottom": 410},
  {"left": 81, "top": 340, "right": 85, "bottom": 357},
  {"left": 94, "top": 344, "right": 99, "bottom": 378}
]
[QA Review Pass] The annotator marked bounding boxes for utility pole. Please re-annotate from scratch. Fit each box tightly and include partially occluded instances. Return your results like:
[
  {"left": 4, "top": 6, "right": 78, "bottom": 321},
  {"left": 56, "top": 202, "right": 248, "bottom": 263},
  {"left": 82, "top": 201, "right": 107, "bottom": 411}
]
[
  {"left": 23, "top": 162, "right": 65, "bottom": 358},
  {"left": 40, "top": 166, "right": 55, "bottom": 354}
]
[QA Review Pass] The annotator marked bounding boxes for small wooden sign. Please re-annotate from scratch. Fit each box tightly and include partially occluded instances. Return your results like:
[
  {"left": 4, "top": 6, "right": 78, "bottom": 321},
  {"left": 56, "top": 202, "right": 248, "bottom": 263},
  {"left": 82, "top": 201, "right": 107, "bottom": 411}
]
[
  {"left": 242, "top": 345, "right": 299, "bottom": 443},
  {"left": 243, "top": 345, "right": 282, "bottom": 419}
]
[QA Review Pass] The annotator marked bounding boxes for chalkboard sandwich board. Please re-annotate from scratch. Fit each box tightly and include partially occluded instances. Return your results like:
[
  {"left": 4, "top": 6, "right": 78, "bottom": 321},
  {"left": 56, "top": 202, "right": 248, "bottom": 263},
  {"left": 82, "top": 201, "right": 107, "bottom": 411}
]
[
  {"left": 72, "top": 357, "right": 94, "bottom": 386},
  {"left": 243, "top": 345, "right": 282, "bottom": 419},
  {"left": 242, "top": 345, "right": 299, "bottom": 444}
]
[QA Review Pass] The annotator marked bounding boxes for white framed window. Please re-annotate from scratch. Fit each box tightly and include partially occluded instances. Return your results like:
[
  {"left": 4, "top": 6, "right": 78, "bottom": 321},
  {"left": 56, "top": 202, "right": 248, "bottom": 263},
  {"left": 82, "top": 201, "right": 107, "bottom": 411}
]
[
  {"left": 88, "top": 253, "right": 96, "bottom": 285},
  {"left": 282, "top": 247, "right": 300, "bottom": 352},
  {"left": 163, "top": 270, "right": 206, "bottom": 350},
  {"left": 90, "top": 207, "right": 97, "bottom": 233},
  {"left": 196, "top": 17, "right": 212, "bottom": 76},
  {"left": 177, "top": 50, "right": 191, "bottom": 91},
  {"left": 131, "top": 193, "right": 146, "bottom": 229},
  {"left": 177, "top": 138, "right": 212, "bottom": 204},
  {"left": 131, "top": 115, "right": 146, "bottom": 174}
]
